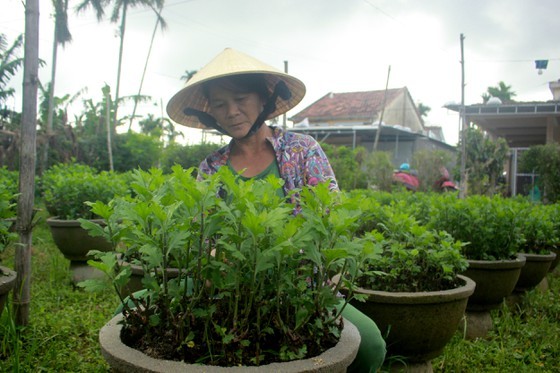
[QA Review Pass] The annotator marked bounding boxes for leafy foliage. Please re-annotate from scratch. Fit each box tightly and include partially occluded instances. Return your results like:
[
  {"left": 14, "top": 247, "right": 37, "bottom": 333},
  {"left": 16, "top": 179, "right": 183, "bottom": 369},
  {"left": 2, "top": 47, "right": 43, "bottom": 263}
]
[
  {"left": 350, "top": 192, "right": 468, "bottom": 292},
  {"left": 40, "top": 162, "right": 129, "bottom": 220},
  {"left": 412, "top": 149, "right": 454, "bottom": 192},
  {"left": 362, "top": 151, "right": 394, "bottom": 192},
  {"left": 426, "top": 194, "right": 523, "bottom": 260},
  {"left": 321, "top": 143, "right": 368, "bottom": 190},
  {"left": 160, "top": 142, "right": 222, "bottom": 174},
  {"left": 0, "top": 183, "right": 17, "bottom": 253},
  {"left": 79, "top": 166, "right": 364, "bottom": 366},
  {"left": 520, "top": 143, "right": 560, "bottom": 203},
  {"left": 458, "top": 126, "right": 509, "bottom": 196}
]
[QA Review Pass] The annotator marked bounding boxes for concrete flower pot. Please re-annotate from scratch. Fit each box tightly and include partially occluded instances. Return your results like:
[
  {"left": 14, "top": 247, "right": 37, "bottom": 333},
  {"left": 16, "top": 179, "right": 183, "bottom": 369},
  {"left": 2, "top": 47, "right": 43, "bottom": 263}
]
[
  {"left": 47, "top": 217, "right": 113, "bottom": 283},
  {"left": 514, "top": 251, "right": 557, "bottom": 292},
  {"left": 99, "top": 313, "right": 361, "bottom": 373},
  {"left": 349, "top": 274, "right": 475, "bottom": 368},
  {"left": 0, "top": 265, "right": 17, "bottom": 317},
  {"left": 462, "top": 254, "right": 526, "bottom": 311}
]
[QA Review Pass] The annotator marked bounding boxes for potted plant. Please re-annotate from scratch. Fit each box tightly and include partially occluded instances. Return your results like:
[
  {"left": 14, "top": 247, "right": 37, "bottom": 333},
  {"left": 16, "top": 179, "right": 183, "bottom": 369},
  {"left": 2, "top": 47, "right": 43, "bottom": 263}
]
[
  {"left": 514, "top": 202, "right": 558, "bottom": 292},
  {"left": 40, "top": 162, "right": 128, "bottom": 283},
  {"left": 0, "top": 183, "right": 18, "bottom": 317},
  {"left": 424, "top": 194, "right": 526, "bottom": 339},
  {"left": 338, "top": 197, "right": 474, "bottom": 371},
  {"left": 79, "top": 166, "right": 363, "bottom": 371}
]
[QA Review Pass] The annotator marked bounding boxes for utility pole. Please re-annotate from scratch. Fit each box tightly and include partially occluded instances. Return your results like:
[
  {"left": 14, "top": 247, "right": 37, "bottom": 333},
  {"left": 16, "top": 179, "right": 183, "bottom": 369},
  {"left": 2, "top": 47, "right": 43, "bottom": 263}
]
[
  {"left": 283, "top": 60, "right": 288, "bottom": 130},
  {"left": 459, "top": 33, "right": 467, "bottom": 199},
  {"left": 373, "top": 65, "right": 391, "bottom": 151}
]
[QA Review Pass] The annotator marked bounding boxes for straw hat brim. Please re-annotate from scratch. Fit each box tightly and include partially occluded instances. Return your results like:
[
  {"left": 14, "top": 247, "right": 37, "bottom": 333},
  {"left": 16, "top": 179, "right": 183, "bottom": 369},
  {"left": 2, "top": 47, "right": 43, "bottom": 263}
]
[{"left": 166, "top": 48, "right": 306, "bottom": 129}]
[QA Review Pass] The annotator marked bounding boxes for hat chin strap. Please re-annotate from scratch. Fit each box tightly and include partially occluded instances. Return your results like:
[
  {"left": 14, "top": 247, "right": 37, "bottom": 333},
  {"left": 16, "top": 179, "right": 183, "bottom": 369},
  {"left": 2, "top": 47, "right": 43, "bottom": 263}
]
[{"left": 184, "top": 80, "right": 291, "bottom": 139}]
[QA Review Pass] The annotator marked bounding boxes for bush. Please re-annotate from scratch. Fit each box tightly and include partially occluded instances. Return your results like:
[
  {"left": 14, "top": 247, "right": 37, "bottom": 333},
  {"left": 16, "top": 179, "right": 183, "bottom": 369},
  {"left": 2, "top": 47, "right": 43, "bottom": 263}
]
[
  {"left": 520, "top": 144, "right": 560, "bottom": 203},
  {"left": 40, "top": 162, "right": 129, "bottom": 220}
]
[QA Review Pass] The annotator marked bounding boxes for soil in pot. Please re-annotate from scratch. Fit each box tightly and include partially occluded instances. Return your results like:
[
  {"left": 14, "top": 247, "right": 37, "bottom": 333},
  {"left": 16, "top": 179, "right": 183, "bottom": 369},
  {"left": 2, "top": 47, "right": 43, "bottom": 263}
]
[{"left": 99, "top": 313, "right": 361, "bottom": 373}]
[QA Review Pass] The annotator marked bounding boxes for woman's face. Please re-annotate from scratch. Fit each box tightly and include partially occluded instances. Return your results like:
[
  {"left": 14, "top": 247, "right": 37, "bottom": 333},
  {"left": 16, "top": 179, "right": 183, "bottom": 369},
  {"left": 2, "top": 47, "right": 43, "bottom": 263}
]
[{"left": 207, "top": 84, "right": 265, "bottom": 139}]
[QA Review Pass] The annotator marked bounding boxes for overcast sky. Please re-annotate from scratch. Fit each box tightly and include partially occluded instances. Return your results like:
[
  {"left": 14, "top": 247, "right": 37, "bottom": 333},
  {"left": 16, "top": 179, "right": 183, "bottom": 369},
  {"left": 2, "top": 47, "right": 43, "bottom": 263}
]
[{"left": 2, "top": 0, "right": 559, "bottom": 145}]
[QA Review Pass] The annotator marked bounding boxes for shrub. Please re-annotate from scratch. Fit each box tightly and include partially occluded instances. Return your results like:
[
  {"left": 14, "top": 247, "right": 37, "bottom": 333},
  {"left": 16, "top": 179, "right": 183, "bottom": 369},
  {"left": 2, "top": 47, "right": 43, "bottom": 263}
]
[
  {"left": 40, "top": 162, "right": 129, "bottom": 220},
  {"left": 79, "top": 166, "right": 365, "bottom": 366}
]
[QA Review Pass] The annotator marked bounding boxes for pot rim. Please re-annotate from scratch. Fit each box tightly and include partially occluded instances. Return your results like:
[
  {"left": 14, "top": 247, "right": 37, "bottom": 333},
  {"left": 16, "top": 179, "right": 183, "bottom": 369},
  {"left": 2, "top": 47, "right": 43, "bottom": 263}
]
[
  {"left": 99, "top": 313, "right": 361, "bottom": 372},
  {"left": 352, "top": 274, "right": 476, "bottom": 304}
]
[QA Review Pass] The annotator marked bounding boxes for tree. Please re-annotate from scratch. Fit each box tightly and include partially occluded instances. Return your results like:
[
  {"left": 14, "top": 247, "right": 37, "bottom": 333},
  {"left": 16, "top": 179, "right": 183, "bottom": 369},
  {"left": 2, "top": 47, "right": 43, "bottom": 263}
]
[
  {"left": 181, "top": 69, "right": 198, "bottom": 82},
  {"left": 417, "top": 102, "right": 431, "bottom": 118},
  {"left": 0, "top": 34, "right": 25, "bottom": 169},
  {"left": 42, "top": 0, "right": 73, "bottom": 174},
  {"left": 520, "top": 144, "right": 560, "bottom": 204},
  {"left": 76, "top": 0, "right": 165, "bottom": 133},
  {"left": 0, "top": 34, "right": 25, "bottom": 105},
  {"left": 482, "top": 81, "right": 517, "bottom": 104},
  {"left": 128, "top": 3, "right": 167, "bottom": 131},
  {"left": 138, "top": 113, "right": 182, "bottom": 144},
  {"left": 15, "top": 0, "right": 40, "bottom": 326},
  {"left": 457, "top": 126, "right": 509, "bottom": 196}
]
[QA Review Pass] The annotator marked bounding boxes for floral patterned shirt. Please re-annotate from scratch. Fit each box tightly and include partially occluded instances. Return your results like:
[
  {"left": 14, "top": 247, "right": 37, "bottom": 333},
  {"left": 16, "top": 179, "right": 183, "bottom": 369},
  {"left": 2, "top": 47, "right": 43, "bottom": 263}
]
[{"left": 198, "top": 126, "right": 339, "bottom": 197}]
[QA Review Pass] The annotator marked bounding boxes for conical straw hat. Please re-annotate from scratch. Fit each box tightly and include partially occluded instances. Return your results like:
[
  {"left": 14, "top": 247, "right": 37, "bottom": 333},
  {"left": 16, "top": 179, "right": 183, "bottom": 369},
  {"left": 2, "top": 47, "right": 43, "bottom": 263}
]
[{"left": 166, "top": 48, "right": 306, "bottom": 129}]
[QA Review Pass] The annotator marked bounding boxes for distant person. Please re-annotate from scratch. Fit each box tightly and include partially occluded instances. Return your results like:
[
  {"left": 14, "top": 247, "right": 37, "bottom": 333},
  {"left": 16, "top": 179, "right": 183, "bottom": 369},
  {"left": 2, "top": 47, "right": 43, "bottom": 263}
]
[
  {"left": 393, "top": 163, "right": 419, "bottom": 191},
  {"left": 166, "top": 47, "right": 386, "bottom": 373}
]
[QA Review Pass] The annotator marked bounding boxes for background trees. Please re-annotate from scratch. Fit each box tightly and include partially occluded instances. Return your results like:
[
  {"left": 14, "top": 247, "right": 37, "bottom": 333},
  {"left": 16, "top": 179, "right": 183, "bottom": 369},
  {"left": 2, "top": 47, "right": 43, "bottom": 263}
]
[{"left": 481, "top": 81, "right": 517, "bottom": 104}]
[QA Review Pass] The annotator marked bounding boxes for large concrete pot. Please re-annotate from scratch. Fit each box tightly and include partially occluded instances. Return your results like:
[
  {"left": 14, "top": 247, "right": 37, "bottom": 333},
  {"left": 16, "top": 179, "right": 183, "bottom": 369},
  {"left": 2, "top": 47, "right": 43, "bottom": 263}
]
[
  {"left": 549, "top": 246, "right": 560, "bottom": 272},
  {"left": 119, "top": 259, "right": 181, "bottom": 297},
  {"left": 462, "top": 254, "right": 526, "bottom": 311},
  {"left": 0, "top": 265, "right": 16, "bottom": 317},
  {"left": 99, "top": 313, "right": 361, "bottom": 373},
  {"left": 350, "top": 275, "right": 475, "bottom": 367},
  {"left": 515, "top": 251, "right": 557, "bottom": 292},
  {"left": 46, "top": 217, "right": 113, "bottom": 283}
]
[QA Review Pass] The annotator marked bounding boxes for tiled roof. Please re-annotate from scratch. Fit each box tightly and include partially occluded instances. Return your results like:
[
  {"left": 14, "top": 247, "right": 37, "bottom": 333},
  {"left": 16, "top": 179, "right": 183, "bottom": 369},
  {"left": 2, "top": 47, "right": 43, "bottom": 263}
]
[{"left": 291, "top": 88, "right": 405, "bottom": 122}]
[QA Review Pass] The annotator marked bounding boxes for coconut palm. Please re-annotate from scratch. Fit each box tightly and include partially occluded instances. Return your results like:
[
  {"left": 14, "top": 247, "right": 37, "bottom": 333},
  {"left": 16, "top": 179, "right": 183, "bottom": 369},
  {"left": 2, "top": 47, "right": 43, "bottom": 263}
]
[
  {"left": 0, "top": 34, "right": 24, "bottom": 105},
  {"left": 128, "top": 3, "right": 167, "bottom": 131},
  {"left": 482, "top": 81, "right": 517, "bottom": 104},
  {"left": 42, "top": 0, "right": 73, "bottom": 174},
  {"left": 75, "top": 0, "right": 165, "bottom": 131}
]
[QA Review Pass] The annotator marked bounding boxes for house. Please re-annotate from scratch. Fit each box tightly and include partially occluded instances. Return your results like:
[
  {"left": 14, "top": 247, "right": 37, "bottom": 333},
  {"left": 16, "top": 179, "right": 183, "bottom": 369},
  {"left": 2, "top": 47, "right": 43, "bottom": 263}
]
[
  {"left": 445, "top": 79, "right": 560, "bottom": 196},
  {"left": 289, "top": 87, "right": 456, "bottom": 168}
]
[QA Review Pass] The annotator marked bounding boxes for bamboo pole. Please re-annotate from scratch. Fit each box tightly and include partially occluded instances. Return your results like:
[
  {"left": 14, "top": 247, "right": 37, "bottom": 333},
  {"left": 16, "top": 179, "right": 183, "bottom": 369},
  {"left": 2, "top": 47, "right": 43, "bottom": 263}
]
[{"left": 15, "top": 0, "right": 40, "bottom": 326}]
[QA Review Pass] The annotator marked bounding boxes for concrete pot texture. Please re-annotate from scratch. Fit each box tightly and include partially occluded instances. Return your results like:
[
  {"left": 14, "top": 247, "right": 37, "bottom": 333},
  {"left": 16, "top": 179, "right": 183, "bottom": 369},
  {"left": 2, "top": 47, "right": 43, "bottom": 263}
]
[
  {"left": 118, "top": 258, "right": 181, "bottom": 297},
  {"left": 0, "top": 265, "right": 16, "bottom": 317},
  {"left": 462, "top": 254, "right": 526, "bottom": 311},
  {"left": 349, "top": 275, "right": 475, "bottom": 364},
  {"left": 99, "top": 313, "right": 361, "bottom": 373},
  {"left": 46, "top": 218, "right": 112, "bottom": 261},
  {"left": 514, "top": 251, "right": 557, "bottom": 292},
  {"left": 549, "top": 246, "right": 560, "bottom": 272}
]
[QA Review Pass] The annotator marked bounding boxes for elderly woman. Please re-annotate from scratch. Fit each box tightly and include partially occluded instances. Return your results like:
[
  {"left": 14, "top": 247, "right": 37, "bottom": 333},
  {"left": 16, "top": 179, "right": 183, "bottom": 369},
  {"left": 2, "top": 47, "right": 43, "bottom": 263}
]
[{"left": 167, "top": 48, "right": 386, "bottom": 372}]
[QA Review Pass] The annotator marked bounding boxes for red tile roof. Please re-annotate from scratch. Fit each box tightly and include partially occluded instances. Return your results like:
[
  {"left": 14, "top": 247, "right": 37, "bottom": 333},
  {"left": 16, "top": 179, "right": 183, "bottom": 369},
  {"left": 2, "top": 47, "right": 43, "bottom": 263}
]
[{"left": 291, "top": 88, "right": 405, "bottom": 122}]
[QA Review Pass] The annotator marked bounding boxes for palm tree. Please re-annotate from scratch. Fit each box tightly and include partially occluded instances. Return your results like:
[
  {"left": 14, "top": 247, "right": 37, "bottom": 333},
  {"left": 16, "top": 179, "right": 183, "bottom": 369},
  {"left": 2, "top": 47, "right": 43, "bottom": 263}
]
[
  {"left": 0, "top": 34, "right": 25, "bottom": 105},
  {"left": 128, "top": 3, "right": 167, "bottom": 131},
  {"left": 42, "top": 0, "right": 73, "bottom": 174},
  {"left": 181, "top": 69, "right": 198, "bottom": 82},
  {"left": 76, "top": 0, "right": 165, "bottom": 131},
  {"left": 417, "top": 102, "right": 431, "bottom": 118},
  {"left": 482, "top": 81, "right": 517, "bottom": 104}
]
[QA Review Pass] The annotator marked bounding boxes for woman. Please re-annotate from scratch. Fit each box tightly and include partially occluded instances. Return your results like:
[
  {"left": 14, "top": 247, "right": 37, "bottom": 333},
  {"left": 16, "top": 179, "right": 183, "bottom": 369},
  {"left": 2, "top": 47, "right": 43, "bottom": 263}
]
[{"left": 167, "top": 48, "right": 386, "bottom": 372}]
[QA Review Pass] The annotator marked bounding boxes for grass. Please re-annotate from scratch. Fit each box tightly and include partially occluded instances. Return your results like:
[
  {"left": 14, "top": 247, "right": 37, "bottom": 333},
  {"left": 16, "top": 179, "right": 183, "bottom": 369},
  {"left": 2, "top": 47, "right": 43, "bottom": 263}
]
[{"left": 0, "top": 212, "right": 559, "bottom": 372}]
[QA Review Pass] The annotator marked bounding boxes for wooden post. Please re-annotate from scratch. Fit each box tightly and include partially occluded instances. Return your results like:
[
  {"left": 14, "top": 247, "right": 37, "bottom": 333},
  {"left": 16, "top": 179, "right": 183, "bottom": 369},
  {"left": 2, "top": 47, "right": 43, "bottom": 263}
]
[
  {"left": 459, "top": 33, "right": 467, "bottom": 199},
  {"left": 373, "top": 65, "right": 391, "bottom": 151},
  {"left": 15, "top": 0, "right": 40, "bottom": 326}
]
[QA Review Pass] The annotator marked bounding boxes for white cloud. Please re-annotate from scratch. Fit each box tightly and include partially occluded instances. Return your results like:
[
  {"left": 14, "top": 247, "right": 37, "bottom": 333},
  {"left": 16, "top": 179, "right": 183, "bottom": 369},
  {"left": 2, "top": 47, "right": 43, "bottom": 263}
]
[{"left": 2, "top": 0, "right": 559, "bottom": 146}]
